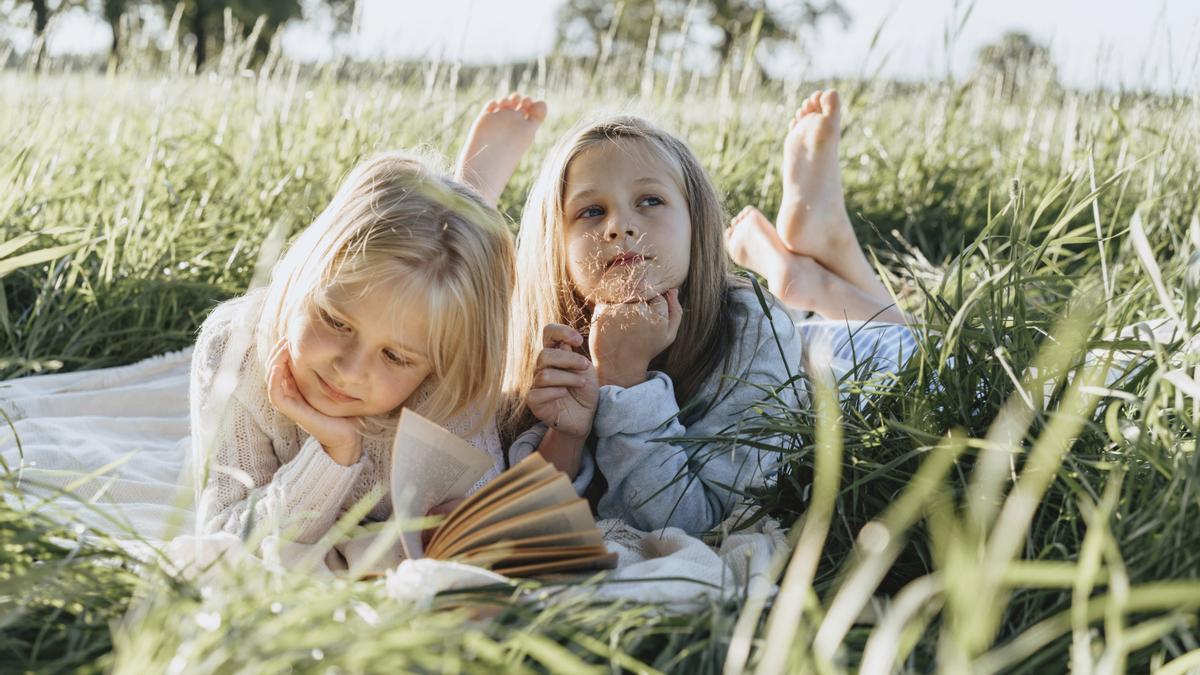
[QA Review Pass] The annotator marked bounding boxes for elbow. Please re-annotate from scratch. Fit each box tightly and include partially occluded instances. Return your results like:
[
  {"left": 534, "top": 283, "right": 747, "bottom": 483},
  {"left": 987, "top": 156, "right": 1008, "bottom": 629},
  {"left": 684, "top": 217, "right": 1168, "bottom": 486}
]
[{"left": 627, "top": 494, "right": 722, "bottom": 535}]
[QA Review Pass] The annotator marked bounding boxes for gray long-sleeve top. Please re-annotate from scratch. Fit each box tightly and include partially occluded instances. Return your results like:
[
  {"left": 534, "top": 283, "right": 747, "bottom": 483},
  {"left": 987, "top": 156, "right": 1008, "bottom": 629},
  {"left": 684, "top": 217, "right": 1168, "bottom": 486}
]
[{"left": 509, "top": 285, "right": 804, "bottom": 535}]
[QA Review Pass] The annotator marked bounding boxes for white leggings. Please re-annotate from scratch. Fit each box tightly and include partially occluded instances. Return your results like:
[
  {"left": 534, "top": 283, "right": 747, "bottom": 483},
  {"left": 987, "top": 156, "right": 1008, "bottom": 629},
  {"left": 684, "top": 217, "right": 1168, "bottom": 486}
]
[{"left": 794, "top": 319, "right": 918, "bottom": 385}]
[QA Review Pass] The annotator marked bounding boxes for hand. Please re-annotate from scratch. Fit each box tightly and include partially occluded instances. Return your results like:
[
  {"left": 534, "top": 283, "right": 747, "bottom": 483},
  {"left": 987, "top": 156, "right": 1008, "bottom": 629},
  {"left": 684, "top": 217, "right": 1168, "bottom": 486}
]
[
  {"left": 422, "top": 497, "right": 465, "bottom": 547},
  {"left": 590, "top": 288, "right": 683, "bottom": 388},
  {"left": 527, "top": 324, "right": 599, "bottom": 439},
  {"left": 266, "top": 338, "right": 362, "bottom": 466}
]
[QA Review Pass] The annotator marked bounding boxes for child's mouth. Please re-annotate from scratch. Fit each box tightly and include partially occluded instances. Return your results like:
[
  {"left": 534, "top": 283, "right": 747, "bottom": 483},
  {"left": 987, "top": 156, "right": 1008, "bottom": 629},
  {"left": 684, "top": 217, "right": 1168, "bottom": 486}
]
[
  {"left": 605, "top": 251, "right": 646, "bottom": 269},
  {"left": 316, "top": 371, "right": 359, "bottom": 402}
]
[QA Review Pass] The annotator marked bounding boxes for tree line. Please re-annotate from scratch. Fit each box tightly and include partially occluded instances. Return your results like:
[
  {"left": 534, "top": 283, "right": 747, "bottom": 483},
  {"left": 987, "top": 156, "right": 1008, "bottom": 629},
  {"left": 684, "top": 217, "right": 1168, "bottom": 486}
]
[
  {"left": 10, "top": 0, "right": 1057, "bottom": 93},
  {"left": 10, "top": 0, "right": 853, "bottom": 72}
]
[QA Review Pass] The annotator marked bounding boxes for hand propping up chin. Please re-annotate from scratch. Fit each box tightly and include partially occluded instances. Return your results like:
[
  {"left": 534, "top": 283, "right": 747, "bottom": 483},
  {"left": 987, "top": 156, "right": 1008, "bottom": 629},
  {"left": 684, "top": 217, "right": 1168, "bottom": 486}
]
[
  {"left": 590, "top": 288, "right": 683, "bottom": 388},
  {"left": 265, "top": 338, "right": 363, "bottom": 466}
]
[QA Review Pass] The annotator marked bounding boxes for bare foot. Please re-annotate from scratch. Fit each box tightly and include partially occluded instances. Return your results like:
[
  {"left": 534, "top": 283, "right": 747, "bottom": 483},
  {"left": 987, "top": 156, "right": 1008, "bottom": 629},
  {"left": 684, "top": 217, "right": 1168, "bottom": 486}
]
[
  {"left": 727, "top": 206, "right": 906, "bottom": 323},
  {"left": 778, "top": 90, "right": 893, "bottom": 305},
  {"left": 455, "top": 93, "right": 548, "bottom": 207},
  {"left": 726, "top": 206, "right": 829, "bottom": 313},
  {"left": 777, "top": 89, "right": 854, "bottom": 258}
]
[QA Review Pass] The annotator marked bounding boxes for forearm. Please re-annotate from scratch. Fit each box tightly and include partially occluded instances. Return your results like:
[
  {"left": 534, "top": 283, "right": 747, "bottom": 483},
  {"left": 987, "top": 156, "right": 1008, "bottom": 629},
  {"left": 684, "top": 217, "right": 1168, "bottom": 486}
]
[
  {"left": 199, "top": 436, "right": 365, "bottom": 544},
  {"left": 594, "top": 432, "right": 729, "bottom": 533}
]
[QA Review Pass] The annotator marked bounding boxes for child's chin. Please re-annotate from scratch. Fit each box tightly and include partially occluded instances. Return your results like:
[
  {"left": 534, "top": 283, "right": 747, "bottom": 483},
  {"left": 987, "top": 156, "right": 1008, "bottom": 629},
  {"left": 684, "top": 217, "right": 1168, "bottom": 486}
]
[
  {"left": 310, "top": 397, "right": 360, "bottom": 418},
  {"left": 591, "top": 280, "right": 661, "bottom": 304}
]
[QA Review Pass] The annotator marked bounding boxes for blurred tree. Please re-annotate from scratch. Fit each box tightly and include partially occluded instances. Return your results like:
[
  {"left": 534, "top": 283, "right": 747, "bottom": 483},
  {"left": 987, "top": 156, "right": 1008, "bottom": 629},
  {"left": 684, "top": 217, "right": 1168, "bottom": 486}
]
[
  {"left": 16, "top": 0, "right": 72, "bottom": 66},
  {"left": 100, "top": 0, "right": 131, "bottom": 66},
  {"left": 974, "top": 31, "right": 1060, "bottom": 98},
  {"left": 555, "top": 0, "right": 849, "bottom": 70},
  {"left": 157, "top": 0, "right": 303, "bottom": 69}
]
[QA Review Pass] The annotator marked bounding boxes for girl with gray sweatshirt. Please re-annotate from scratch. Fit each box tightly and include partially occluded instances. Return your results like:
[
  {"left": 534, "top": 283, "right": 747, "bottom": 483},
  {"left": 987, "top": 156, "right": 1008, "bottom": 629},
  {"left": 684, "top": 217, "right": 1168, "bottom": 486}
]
[{"left": 503, "top": 91, "right": 915, "bottom": 536}]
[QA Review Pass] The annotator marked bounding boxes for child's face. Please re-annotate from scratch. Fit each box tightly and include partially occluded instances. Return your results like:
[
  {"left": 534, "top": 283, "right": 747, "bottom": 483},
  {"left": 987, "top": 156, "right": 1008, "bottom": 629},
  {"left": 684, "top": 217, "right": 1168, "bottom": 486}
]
[
  {"left": 285, "top": 284, "right": 432, "bottom": 419},
  {"left": 561, "top": 138, "right": 691, "bottom": 305}
]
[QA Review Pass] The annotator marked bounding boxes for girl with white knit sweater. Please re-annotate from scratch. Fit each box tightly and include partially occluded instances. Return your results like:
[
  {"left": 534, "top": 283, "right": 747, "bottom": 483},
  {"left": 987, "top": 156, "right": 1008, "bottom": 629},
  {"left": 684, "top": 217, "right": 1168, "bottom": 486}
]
[{"left": 192, "top": 95, "right": 546, "bottom": 546}]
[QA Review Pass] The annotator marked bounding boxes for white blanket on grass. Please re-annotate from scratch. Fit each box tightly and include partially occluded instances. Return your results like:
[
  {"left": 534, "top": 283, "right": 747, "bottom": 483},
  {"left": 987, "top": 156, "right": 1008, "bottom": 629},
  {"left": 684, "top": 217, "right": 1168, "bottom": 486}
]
[{"left": 0, "top": 349, "right": 786, "bottom": 610}]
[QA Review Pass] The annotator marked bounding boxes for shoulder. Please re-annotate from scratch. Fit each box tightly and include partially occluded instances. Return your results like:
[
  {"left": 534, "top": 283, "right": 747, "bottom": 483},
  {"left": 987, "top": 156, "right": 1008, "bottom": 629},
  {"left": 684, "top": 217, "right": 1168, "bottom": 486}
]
[
  {"left": 724, "top": 280, "right": 800, "bottom": 357},
  {"left": 191, "top": 289, "right": 267, "bottom": 388}
]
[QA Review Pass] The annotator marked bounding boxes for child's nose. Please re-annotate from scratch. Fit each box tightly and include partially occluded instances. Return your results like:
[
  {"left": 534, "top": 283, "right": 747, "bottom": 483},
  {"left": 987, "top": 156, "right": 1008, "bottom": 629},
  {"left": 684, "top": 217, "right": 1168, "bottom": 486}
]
[
  {"left": 603, "top": 215, "right": 639, "bottom": 240},
  {"left": 333, "top": 347, "right": 370, "bottom": 385}
]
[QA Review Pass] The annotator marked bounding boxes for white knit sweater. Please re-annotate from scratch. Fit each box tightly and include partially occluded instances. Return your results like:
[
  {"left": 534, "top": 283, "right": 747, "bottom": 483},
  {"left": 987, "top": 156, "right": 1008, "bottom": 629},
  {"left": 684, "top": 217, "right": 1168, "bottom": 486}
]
[{"left": 190, "top": 290, "right": 504, "bottom": 545}]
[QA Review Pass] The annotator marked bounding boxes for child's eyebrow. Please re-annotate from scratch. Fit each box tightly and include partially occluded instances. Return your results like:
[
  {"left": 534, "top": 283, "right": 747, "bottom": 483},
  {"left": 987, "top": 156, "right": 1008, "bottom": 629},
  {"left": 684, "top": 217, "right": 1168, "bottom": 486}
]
[
  {"left": 564, "top": 188, "right": 598, "bottom": 205},
  {"left": 566, "top": 177, "right": 669, "bottom": 205},
  {"left": 325, "top": 298, "right": 427, "bottom": 359}
]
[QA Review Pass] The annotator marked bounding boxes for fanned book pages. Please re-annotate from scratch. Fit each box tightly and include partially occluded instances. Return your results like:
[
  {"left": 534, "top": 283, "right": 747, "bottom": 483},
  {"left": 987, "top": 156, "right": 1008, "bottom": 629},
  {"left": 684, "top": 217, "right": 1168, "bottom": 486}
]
[{"left": 391, "top": 409, "right": 617, "bottom": 577}]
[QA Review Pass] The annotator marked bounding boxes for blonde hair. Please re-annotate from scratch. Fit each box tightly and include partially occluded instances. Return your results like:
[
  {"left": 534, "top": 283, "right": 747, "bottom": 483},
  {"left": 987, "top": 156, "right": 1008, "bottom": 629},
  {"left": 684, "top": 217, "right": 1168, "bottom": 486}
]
[
  {"left": 257, "top": 151, "right": 514, "bottom": 435},
  {"left": 502, "top": 115, "right": 742, "bottom": 439}
]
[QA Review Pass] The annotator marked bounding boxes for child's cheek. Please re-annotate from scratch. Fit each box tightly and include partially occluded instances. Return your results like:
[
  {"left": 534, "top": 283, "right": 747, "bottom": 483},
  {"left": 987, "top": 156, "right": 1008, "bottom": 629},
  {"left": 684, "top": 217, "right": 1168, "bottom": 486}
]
[
  {"left": 285, "top": 317, "right": 330, "bottom": 397},
  {"left": 566, "top": 243, "right": 601, "bottom": 297}
]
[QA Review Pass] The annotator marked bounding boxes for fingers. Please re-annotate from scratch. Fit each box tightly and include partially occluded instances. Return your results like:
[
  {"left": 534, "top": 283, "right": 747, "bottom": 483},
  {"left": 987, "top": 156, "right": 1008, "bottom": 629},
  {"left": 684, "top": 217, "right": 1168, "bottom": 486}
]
[
  {"left": 595, "top": 289, "right": 682, "bottom": 337},
  {"left": 533, "top": 367, "right": 589, "bottom": 389},
  {"left": 527, "top": 387, "right": 570, "bottom": 408},
  {"left": 542, "top": 323, "right": 583, "bottom": 349},
  {"left": 265, "top": 338, "right": 289, "bottom": 395},
  {"left": 536, "top": 347, "right": 591, "bottom": 372},
  {"left": 665, "top": 288, "right": 683, "bottom": 341}
]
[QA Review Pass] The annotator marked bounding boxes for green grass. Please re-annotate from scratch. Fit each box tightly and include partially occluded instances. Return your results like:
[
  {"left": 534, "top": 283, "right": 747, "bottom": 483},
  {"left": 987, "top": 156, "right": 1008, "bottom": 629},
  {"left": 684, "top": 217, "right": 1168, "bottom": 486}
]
[{"left": 2, "top": 29, "right": 1200, "bottom": 674}]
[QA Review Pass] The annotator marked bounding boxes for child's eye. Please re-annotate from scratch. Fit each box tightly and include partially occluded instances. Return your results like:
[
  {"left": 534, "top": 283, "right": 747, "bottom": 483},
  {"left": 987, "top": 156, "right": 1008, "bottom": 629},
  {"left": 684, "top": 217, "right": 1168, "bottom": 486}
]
[
  {"left": 638, "top": 195, "right": 664, "bottom": 207},
  {"left": 383, "top": 349, "right": 412, "bottom": 367},
  {"left": 319, "top": 308, "right": 350, "bottom": 332},
  {"left": 576, "top": 205, "right": 604, "bottom": 220}
]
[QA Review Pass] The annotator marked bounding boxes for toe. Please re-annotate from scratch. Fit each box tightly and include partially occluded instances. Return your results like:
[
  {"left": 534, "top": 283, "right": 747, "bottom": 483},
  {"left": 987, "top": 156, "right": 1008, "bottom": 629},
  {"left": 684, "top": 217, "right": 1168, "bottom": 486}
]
[
  {"left": 819, "top": 90, "right": 840, "bottom": 117},
  {"left": 802, "top": 91, "right": 821, "bottom": 114},
  {"left": 527, "top": 100, "right": 548, "bottom": 122}
]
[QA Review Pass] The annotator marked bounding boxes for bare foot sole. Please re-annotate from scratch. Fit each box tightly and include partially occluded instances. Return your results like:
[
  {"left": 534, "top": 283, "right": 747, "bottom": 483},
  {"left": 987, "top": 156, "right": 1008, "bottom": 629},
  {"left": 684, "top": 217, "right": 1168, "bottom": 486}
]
[
  {"left": 726, "top": 206, "right": 829, "bottom": 313},
  {"left": 777, "top": 89, "right": 856, "bottom": 260},
  {"left": 455, "top": 93, "right": 548, "bottom": 207}
]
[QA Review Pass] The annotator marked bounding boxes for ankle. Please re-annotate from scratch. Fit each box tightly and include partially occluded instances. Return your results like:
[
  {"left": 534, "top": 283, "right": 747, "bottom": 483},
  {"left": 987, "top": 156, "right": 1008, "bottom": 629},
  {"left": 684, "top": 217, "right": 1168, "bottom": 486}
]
[{"left": 772, "top": 254, "right": 831, "bottom": 313}]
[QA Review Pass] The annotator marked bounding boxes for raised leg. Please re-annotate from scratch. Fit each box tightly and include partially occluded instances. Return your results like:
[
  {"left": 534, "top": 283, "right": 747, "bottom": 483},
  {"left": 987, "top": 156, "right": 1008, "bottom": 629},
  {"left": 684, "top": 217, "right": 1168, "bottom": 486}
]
[{"left": 454, "top": 93, "right": 548, "bottom": 208}]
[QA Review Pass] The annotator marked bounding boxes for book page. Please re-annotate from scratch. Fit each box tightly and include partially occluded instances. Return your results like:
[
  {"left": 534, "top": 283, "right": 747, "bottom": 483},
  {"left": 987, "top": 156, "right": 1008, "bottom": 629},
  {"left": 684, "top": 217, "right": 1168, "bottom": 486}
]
[
  {"left": 453, "top": 474, "right": 578, "bottom": 538},
  {"left": 461, "top": 529, "right": 605, "bottom": 554},
  {"left": 429, "top": 460, "right": 557, "bottom": 554},
  {"left": 459, "top": 544, "right": 609, "bottom": 566},
  {"left": 432, "top": 461, "right": 561, "bottom": 552},
  {"left": 493, "top": 552, "right": 620, "bottom": 578},
  {"left": 391, "top": 408, "right": 496, "bottom": 560},
  {"left": 439, "top": 499, "right": 596, "bottom": 559}
]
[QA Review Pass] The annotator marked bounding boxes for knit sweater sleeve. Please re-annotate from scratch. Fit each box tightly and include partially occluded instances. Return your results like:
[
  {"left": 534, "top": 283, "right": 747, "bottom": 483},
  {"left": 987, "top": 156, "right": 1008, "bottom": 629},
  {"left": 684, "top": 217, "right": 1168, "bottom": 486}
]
[
  {"left": 189, "top": 298, "right": 366, "bottom": 544},
  {"left": 590, "top": 288, "right": 803, "bottom": 534}
]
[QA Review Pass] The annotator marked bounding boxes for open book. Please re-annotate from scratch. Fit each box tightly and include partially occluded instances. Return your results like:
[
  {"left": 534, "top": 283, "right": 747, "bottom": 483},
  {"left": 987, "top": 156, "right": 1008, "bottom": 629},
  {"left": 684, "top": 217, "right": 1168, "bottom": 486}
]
[{"left": 390, "top": 409, "right": 618, "bottom": 577}]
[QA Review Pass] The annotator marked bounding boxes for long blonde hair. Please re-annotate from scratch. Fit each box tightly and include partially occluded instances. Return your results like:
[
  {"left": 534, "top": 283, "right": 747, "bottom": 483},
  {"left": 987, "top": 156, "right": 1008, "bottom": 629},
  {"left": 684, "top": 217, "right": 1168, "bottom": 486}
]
[
  {"left": 257, "top": 151, "right": 514, "bottom": 434},
  {"left": 502, "top": 115, "right": 741, "bottom": 439}
]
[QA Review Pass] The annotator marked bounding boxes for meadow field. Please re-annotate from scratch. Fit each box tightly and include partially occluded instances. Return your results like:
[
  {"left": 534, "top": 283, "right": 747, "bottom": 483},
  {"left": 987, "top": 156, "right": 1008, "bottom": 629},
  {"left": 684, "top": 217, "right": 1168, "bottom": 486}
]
[{"left": 2, "top": 33, "right": 1200, "bottom": 673}]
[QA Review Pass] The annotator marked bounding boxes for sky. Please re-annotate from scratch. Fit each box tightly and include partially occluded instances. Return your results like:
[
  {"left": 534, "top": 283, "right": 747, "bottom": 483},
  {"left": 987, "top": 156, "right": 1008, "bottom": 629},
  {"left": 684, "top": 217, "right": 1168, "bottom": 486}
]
[{"left": 9, "top": 0, "right": 1200, "bottom": 92}]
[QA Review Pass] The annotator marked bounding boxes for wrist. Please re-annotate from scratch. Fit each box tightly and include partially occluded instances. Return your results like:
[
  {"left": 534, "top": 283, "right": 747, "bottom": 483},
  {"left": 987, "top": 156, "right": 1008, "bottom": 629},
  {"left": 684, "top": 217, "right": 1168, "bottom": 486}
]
[
  {"left": 595, "top": 362, "right": 649, "bottom": 388},
  {"left": 545, "top": 426, "right": 588, "bottom": 446},
  {"left": 538, "top": 428, "right": 587, "bottom": 478},
  {"left": 322, "top": 438, "right": 362, "bottom": 466}
]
